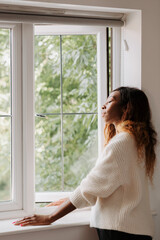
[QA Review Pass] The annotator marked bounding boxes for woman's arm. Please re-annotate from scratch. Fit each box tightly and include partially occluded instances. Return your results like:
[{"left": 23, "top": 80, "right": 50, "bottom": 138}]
[
  {"left": 13, "top": 198, "right": 76, "bottom": 227},
  {"left": 49, "top": 198, "right": 76, "bottom": 222},
  {"left": 46, "top": 198, "right": 68, "bottom": 207}
]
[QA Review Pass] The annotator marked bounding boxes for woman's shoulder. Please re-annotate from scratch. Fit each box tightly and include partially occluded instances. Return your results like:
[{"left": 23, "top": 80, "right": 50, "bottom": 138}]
[
  {"left": 99, "top": 131, "right": 137, "bottom": 166},
  {"left": 110, "top": 131, "right": 134, "bottom": 144},
  {"left": 105, "top": 131, "right": 136, "bottom": 154},
  {"left": 100, "top": 132, "right": 136, "bottom": 166}
]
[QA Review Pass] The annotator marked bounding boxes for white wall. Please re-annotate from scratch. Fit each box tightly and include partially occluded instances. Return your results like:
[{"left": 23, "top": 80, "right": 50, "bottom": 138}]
[
  {"left": 121, "top": 11, "right": 141, "bottom": 89},
  {"left": 1, "top": 0, "right": 160, "bottom": 239}
]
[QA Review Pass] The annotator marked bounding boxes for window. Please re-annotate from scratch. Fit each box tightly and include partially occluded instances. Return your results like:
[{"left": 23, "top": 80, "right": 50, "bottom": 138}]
[
  {"left": 0, "top": 21, "right": 121, "bottom": 219},
  {"left": 0, "top": 23, "right": 22, "bottom": 215},
  {"left": 34, "top": 26, "right": 100, "bottom": 204},
  {"left": 34, "top": 25, "right": 116, "bottom": 205}
]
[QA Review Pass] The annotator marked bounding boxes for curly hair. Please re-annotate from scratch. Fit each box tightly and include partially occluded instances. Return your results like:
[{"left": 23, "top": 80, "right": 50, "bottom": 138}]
[{"left": 104, "top": 87, "right": 157, "bottom": 182}]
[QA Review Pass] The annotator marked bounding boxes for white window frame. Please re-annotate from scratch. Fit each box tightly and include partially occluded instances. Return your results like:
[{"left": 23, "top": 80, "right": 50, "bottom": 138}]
[
  {"left": 0, "top": 23, "right": 22, "bottom": 215},
  {"left": 0, "top": 23, "right": 35, "bottom": 220},
  {"left": 0, "top": 22, "right": 121, "bottom": 219},
  {"left": 34, "top": 25, "right": 121, "bottom": 204},
  {"left": 112, "top": 27, "right": 121, "bottom": 90}
]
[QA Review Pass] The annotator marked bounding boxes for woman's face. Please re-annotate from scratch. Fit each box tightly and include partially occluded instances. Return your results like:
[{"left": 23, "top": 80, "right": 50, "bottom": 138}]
[{"left": 101, "top": 91, "right": 123, "bottom": 125}]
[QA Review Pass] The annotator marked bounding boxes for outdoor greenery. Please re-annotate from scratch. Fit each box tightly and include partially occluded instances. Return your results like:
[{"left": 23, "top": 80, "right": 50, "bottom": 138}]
[
  {"left": 35, "top": 34, "right": 98, "bottom": 192},
  {"left": 0, "top": 29, "right": 11, "bottom": 201}
]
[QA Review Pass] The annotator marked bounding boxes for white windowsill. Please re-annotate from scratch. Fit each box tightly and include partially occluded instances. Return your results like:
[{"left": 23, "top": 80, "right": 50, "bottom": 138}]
[
  {"left": 0, "top": 207, "right": 91, "bottom": 236},
  {"left": 0, "top": 208, "right": 157, "bottom": 237}
]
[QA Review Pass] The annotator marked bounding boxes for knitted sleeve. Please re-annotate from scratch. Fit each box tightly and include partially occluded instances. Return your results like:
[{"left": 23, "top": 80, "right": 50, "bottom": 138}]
[{"left": 69, "top": 133, "right": 130, "bottom": 208}]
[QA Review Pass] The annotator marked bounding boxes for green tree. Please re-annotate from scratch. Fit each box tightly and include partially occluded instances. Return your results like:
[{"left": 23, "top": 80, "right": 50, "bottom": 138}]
[
  {"left": 0, "top": 29, "right": 11, "bottom": 201},
  {"left": 35, "top": 34, "right": 98, "bottom": 192}
]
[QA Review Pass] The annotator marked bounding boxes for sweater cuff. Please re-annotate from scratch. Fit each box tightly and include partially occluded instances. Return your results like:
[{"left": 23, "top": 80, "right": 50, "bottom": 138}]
[{"left": 69, "top": 186, "right": 90, "bottom": 209}]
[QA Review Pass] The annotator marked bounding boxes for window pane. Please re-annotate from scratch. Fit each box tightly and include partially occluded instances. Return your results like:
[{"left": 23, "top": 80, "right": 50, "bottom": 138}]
[
  {"left": 62, "top": 35, "right": 97, "bottom": 113},
  {"left": 0, "top": 117, "right": 11, "bottom": 201},
  {"left": 34, "top": 30, "right": 99, "bottom": 196},
  {"left": 35, "top": 115, "right": 62, "bottom": 192},
  {"left": 63, "top": 114, "right": 98, "bottom": 191},
  {"left": 35, "top": 35, "right": 61, "bottom": 114},
  {"left": 0, "top": 29, "right": 11, "bottom": 115}
]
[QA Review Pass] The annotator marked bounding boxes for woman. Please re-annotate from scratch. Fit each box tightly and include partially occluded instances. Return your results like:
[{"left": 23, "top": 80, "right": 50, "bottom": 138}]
[{"left": 14, "top": 87, "right": 157, "bottom": 240}]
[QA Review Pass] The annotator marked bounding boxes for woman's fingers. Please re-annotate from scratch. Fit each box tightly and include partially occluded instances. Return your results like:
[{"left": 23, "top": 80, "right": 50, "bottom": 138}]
[
  {"left": 13, "top": 214, "right": 51, "bottom": 226},
  {"left": 14, "top": 215, "right": 36, "bottom": 225}
]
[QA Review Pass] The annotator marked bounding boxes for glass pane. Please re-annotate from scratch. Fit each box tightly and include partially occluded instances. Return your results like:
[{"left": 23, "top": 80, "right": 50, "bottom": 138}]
[
  {"left": 35, "top": 115, "right": 62, "bottom": 192},
  {"left": 35, "top": 35, "right": 60, "bottom": 114},
  {"left": 0, "top": 29, "right": 11, "bottom": 115},
  {"left": 0, "top": 117, "right": 11, "bottom": 201},
  {"left": 62, "top": 35, "right": 97, "bottom": 113},
  {"left": 63, "top": 114, "right": 98, "bottom": 191}
]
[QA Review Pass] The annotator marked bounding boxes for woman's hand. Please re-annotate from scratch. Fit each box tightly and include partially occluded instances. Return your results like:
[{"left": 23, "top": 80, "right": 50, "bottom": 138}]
[
  {"left": 13, "top": 214, "right": 52, "bottom": 227},
  {"left": 46, "top": 198, "right": 68, "bottom": 207},
  {"left": 13, "top": 199, "right": 76, "bottom": 227}
]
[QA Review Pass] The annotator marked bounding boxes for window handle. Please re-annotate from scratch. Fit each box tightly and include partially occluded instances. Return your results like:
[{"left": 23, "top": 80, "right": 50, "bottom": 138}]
[{"left": 36, "top": 114, "right": 46, "bottom": 118}]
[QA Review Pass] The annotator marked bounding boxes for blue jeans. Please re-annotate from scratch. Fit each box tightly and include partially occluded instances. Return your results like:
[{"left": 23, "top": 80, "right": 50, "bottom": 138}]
[{"left": 96, "top": 228, "right": 152, "bottom": 240}]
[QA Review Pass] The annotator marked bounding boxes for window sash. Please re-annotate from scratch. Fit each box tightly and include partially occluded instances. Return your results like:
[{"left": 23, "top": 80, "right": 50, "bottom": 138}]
[
  {"left": 34, "top": 25, "right": 108, "bottom": 202},
  {"left": 0, "top": 23, "right": 22, "bottom": 213}
]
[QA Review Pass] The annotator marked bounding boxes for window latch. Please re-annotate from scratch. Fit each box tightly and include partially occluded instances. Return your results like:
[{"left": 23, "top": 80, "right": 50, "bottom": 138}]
[{"left": 36, "top": 114, "right": 46, "bottom": 118}]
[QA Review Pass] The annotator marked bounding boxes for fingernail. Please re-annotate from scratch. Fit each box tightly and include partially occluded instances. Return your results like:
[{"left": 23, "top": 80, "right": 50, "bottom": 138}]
[
  {"left": 20, "top": 224, "right": 23, "bottom": 226},
  {"left": 12, "top": 222, "right": 15, "bottom": 224}
]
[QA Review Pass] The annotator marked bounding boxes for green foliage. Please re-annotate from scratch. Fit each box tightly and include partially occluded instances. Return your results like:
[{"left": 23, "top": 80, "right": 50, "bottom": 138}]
[
  {"left": 0, "top": 118, "right": 11, "bottom": 201},
  {"left": 62, "top": 35, "right": 97, "bottom": 113},
  {"left": 35, "top": 34, "right": 98, "bottom": 192},
  {"left": 0, "top": 29, "right": 11, "bottom": 201},
  {"left": 0, "top": 29, "right": 10, "bottom": 115},
  {"left": 35, "top": 35, "right": 61, "bottom": 114}
]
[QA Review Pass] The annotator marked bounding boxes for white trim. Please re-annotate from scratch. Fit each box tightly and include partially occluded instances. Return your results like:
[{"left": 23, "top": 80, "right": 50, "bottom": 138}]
[
  {"left": 35, "top": 192, "right": 71, "bottom": 202},
  {"left": 0, "top": 23, "right": 22, "bottom": 214},
  {"left": 112, "top": 27, "right": 121, "bottom": 89},
  {"left": 97, "top": 28, "right": 107, "bottom": 155},
  {"left": 22, "top": 23, "right": 35, "bottom": 216},
  {"left": 35, "top": 25, "right": 106, "bottom": 35},
  {"left": 11, "top": 23, "right": 23, "bottom": 211}
]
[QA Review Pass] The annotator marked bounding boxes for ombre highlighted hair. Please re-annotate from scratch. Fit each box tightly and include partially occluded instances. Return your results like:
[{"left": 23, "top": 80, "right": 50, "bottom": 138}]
[{"left": 104, "top": 87, "right": 157, "bottom": 182}]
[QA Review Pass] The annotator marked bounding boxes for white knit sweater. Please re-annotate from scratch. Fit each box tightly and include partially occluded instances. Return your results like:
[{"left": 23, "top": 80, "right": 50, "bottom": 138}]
[{"left": 69, "top": 132, "right": 154, "bottom": 237}]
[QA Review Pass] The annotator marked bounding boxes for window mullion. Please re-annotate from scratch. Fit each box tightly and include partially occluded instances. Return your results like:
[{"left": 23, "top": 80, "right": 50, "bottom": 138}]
[{"left": 22, "top": 23, "right": 35, "bottom": 216}]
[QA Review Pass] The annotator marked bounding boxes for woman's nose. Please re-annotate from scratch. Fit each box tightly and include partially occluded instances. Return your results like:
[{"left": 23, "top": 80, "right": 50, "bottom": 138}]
[{"left": 102, "top": 105, "right": 106, "bottom": 109}]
